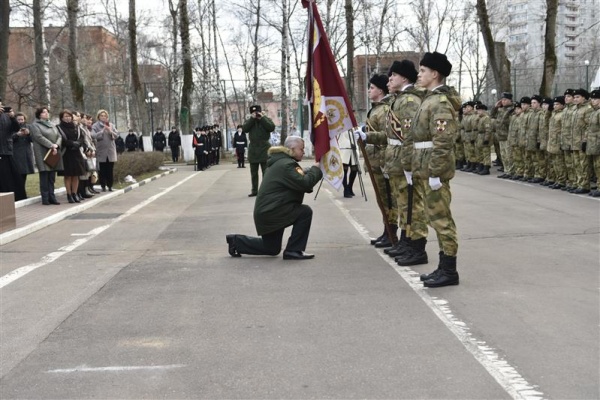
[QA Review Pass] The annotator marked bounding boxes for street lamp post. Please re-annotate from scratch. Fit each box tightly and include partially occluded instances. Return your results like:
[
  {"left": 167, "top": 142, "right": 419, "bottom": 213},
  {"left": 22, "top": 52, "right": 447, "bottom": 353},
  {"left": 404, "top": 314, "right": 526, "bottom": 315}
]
[
  {"left": 146, "top": 91, "right": 159, "bottom": 151},
  {"left": 584, "top": 60, "right": 590, "bottom": 91},
  {"left": 491, "top": 88, "right": 497, "bottom": 105}
]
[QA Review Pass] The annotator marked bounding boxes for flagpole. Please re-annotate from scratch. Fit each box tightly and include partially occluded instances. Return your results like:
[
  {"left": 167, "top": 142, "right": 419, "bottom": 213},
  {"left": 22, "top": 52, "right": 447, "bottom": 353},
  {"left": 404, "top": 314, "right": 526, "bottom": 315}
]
[{"left": 347, "top": 130, "right": 366, "bottom": 200}]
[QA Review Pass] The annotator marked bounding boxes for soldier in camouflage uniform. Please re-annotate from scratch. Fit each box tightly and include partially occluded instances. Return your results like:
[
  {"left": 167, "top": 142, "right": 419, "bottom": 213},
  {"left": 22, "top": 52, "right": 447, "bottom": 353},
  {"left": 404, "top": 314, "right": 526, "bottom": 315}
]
[
  {"left": 569, "top": 89, "right": 594, "bottom": 194},
  {"left": 547, "top": 96, "right": 566, "bottom": 189},
  {"left": 474, "top": 103, "right": 492, "bottom": 175},
  {"left": 585, "top": 90, "right": 600, "bottom": 197},
  {"left": 514, "top": 97, "right": 532, "bottom": 181},
  {"left": 460, "top": 102, "right": 477, "bottom": 172},
  {"left": 359, "top": 74, "right": 394, "bottom": 246},
  {"left": 504, "top": 103, "right": 523, "bottom": 179},
  {"left": 539, "top": 97, "right": 553, "bottom": 185},
  {"left": 492, "top": 93, "right": 514, "bottom": 179},
  {"left": 560, "top": 89, "right": 577, "bottom": 191},
  {"left": 367, "top": 60, "right": 427, "bottom": 264},
  {"left": 524, "top": 95, "right": 544, "bottom": 183},
  {"left": 401, "top": 52, "right": 461, "bottom": 288}
]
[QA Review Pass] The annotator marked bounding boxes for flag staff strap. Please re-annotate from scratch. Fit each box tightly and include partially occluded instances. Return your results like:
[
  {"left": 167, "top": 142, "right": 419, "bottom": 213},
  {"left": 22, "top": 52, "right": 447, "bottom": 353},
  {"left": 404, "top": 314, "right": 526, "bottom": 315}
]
[{"left": 356, "top": 135, "right": 396, "bottom": 245}]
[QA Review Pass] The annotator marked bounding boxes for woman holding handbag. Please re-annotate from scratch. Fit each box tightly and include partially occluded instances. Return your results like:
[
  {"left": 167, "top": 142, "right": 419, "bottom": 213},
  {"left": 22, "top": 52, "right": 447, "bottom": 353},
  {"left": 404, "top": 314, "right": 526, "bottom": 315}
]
[
  {"left": 92, "top": 109, "right": 118, "bottom": 192},
  {"left": 30, "top": 107, "right": 63, "bottom": 205},
  {"left": 75, "top": 112, "right": 96, "bottom": 199},
  {"left": 57, "top": 110, "right": 86, "bottom": 203}
]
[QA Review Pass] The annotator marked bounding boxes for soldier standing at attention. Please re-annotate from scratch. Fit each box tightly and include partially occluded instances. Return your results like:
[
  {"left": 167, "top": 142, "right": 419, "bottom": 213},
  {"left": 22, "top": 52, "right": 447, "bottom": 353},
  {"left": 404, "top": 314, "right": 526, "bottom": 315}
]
[
  {"left": 585, "top": 90, "right": 600, "bottom": 197},
  {"left": 547, "top": 96, "right": 567, "bottom": 189},
  {"left": 560, "top": 89, "right": 577, "bottom": 191},
  {"left": 460, "top": 102, "right": 476, "bottom": 172},
  {"left": 524, "top": 95, "right": 543, "bottom": 183},
  {"left": 474, "top": 103, "right": 492, "bottom": 175},
  {"left": 492, "top": 93, "right": 514, "bottom": 179},
  {"left": 243, "top": 105, "right": 275, "bottom": 197},
  {"left": 401, "top": 52, "right": 461, "bottom": 288},
  {"left": 506, "top": 103, "right": 523, "bottom": 180},
  {"left": 233, "top": 125, "right": 248, "bottom": 168},
  {"left": 539, "top": 97, "right": 553, "bottom": 186},
  {"left": 356, "top": 75, "right": 392, "bottom": 245},
  {"left": 570, "top": 89, "right": 593, "bottom": 194},
  {"left": 516, "top": 97, "right": 532, "bottom": 181}
]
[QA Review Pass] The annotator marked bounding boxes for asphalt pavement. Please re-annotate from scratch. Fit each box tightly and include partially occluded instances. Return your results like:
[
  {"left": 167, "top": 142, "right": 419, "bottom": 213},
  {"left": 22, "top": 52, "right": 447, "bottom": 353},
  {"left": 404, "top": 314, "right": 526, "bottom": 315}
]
[{"left": 0, "top": 160, "right": 598, "bottom": 399}]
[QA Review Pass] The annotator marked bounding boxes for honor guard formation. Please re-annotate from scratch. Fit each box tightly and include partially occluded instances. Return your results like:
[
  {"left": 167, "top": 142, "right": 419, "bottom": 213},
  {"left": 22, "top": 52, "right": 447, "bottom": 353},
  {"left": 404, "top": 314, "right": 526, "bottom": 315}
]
[{"left": 192, "top": 124, "right": 223, "bottom": 171}]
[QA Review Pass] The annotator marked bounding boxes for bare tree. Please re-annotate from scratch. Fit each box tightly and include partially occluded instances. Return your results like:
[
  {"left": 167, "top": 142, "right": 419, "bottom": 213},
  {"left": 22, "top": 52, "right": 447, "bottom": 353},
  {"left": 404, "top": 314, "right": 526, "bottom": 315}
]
[
  {"left": 345, "top": 0, "right": 354, "bottom": 107},
  {"left": 179, "top": 0, "right": 194, "bottom": 134},
  {"left": 66, "top": 0, "right": 85, "bottom": 110},
  {"left": 128, "top": 0, "right": 147, "bottom": 134},
  {"left": 168, "top": 0, "right": 180, "bottom": 129},
  {"left": 33, "top": 0, "right": 50, "bottom": 105},
  {"left": 539, "top": 0, "right": 558, "bottom": 96},
  {"left": 0, "top": 0, "right": 10, "bottom": 99}
]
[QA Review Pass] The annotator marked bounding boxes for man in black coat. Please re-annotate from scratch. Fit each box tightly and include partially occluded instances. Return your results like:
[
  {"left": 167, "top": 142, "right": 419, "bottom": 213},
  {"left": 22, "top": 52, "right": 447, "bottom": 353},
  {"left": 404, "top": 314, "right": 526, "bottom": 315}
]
[
  {"left": 153, "top": 128, "right": 166, "bottom": 152},
  {"left": 0, "top": 102, "right": 26, "bottom": 200},
  {"left": 168, "top": 126, "right": 181, "bottom": 162},
  {"left": 125, "top": 129, "right": 138, "bottom": 152}
]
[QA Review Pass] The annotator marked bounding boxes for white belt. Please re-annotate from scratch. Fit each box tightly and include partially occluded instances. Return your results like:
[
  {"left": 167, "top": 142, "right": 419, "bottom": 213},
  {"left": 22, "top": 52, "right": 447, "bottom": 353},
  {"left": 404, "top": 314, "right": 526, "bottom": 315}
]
[
  {"left": 414, "top": 141, "right": 433, "bottom": 149},
  {"left": 236, "top": 141, "right": 245, "bottom": 144},
  {"left": 388, "top": 138, "right": 403, "bottom": 146}
]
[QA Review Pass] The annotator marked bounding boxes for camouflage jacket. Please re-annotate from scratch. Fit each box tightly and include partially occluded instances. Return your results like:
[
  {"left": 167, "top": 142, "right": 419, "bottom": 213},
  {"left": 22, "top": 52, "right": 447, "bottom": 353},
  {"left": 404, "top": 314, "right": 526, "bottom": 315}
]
[
  {"left": 517, "top": 108, "right": 532, "bottom": 148},
  {"left": 525, "top": 108, "right": 542, "bottom": 151},
  {"left": 538, "top": 109, "right": 551, "bottom": 151},
  {"left": 476, "top": 112, "right": 492, "bottom": 147},
  {"left": 547, "top": 108, "right": 563, "bottom": 154},
  {"left": 401, "top": 85, "right": 461, "bottom": 180},
  {"left": 369, "top": 86, "right": 423, "bottom": 175},
  {"left": 585, "top": 106, "right": 600, "bottom": 155},
  {"left": 491, "top": 105, "right": 513, "bottom": 141},
  {"left": 363, "top": 96, "right": 391, "bottom": 170},
  {"left": 570, "top": 101, "right": 593, "bottom": 151},
  {"left": 507, "top": 112, "right": 522, "bottom": 147},
  {"left": 560, "top": 103, "right": 576, "bottom": 150},
  {"left": 461, "top": 112, "right": 477, "bottom": 143}
]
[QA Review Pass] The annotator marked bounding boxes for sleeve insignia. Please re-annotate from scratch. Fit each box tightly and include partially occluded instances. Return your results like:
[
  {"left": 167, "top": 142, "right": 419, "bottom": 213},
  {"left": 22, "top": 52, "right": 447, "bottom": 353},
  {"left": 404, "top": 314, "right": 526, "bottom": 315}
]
[
  {"left": 295, "top": 166, "right": 305, "bottom": 175},
  {"left": 435, "top": 119, "right": 448, "bottom": 132},
  {"left": 403, "top": 118, "right": 412, "bottom": 129}
]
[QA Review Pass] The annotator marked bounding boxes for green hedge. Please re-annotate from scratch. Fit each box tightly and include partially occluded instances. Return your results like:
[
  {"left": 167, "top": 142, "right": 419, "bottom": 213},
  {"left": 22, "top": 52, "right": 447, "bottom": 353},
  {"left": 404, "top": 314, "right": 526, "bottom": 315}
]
[{"left": 113, "top": 152, "right": 164, "bottom": 184}]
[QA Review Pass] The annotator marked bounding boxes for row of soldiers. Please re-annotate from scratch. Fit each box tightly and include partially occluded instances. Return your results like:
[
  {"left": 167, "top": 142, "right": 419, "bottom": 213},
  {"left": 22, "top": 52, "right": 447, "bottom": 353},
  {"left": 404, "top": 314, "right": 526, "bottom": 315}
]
[
  {"left": 192, "top": 125, "right": 222, "bottom": 171},
  {"left": 457, "top": 89, "right": 600, "bottom": 195}
]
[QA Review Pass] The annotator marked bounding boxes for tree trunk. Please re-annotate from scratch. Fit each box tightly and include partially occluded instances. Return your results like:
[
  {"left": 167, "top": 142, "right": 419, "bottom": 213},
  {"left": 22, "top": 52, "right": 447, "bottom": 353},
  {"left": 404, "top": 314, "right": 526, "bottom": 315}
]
[
  {"left": 539, "top": 0, "right": 558, "bottom": 97},
  {"left": 66, "top": 0, "right": 85, "bottom": 110},
  {"left": 280, "top": 0, "right": 289, "bottom": 142},
  {"left": 212, "top": 0, "right": 222, "bottom": 131},
  {"left": 128, "top": 0, "right": 147, "bottom": 134},
  {"left": 344, "top": 0, "right": 354, "bottom": 109},
  {"left": 168, "top": 0, "right": 180, "bottom": 130},
  {"left": 0, "top": 0, "right": 10, "bottom": 100},
  {"left": 33, "top": 0, "right": 50, "bottom": 105},
  {"left": 179, "top": 0, "right": 194, "bottom": 134},
  {"left": 475, "top": 0, "right": 511, "bottom": 93},
  {"left": 251, "top": 0, "right": 261, "bottom": 102}
]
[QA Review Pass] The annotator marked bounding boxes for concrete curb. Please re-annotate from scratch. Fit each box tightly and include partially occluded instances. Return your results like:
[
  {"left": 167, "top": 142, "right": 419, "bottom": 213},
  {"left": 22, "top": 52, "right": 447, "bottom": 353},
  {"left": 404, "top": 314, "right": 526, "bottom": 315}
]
[{"left": 0, "top": 168, "right": 177, "bottom": 246}]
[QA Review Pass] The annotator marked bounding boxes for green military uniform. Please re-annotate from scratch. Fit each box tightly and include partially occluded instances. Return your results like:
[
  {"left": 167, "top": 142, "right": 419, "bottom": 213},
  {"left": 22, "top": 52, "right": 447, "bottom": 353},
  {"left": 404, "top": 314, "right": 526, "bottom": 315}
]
[
  {"left": 538, "top": 105, "right": 552, "bottom": 184},
  {"left": 547, "top": 103, "right": 566, "bottom": 188},
  {"left": 491, "top": 103, "right": 513, "bottom": 178},
  {"left": 508, "top": 107, "right": 523, "bottom": 179},
  {"left": 475, "top": 107, "right": 492, "bottom": 174},
  {"left": 561, "top": 99, "right": 577, "bottom": 189},
  {"left": 243, "top": 114, "right": 275, "bottom": 196},
  {"left": 461, "top": 108, "right": 477, "bottom": 171},
  {"left": 524, "top": 105, "right": 543, "bottom": 182},
  {"left": 231, "top": 146, "right": 323, "bottom": 256},
  {"left": 570, "top": 98, "right": 593, "bottom": 192},
  {"left": 585, "top": 92, "right": 600, "bottom": 196}
]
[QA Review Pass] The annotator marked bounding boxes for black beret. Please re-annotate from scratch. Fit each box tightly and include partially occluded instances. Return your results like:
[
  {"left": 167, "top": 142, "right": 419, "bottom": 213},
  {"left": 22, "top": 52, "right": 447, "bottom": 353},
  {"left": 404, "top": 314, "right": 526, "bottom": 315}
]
[
  {"left": 388, "top": 60, "right": 418, "bottom": 83},
  {"left": 542, "top": 97, "right": 553, "bottom": 105},
  {"left": 249, "top": 104, "right": 262, "bottom": 113},
  {"left": 514, "top": 102, "right": 522, "bottom": 109},
  {"left": 501, "top": 92, "right": 513, "bottom": 100},
  {"left": 420, "top": 52, "right": 452, "bottom": 77},
  {"left": 520, "top": 97, "right": 532, "bottom": 105},
  {"left": 591, "top": 90, "right": 600, "bottom": 99},
  {"left": 195, "top": 126, "right": 201, "bottom": 131},
  {"left": 553, "top": 96, "right": 565, "bottom": 105},
  {"left": 573, "top": 88, "right": 589, "bottom": 99},
  {"left": 369, "top": 74, "right": 389, "bottom": 94},
  {"left": 475, "top": 103, "right": 488, "bottom": 111},
  {"left": 564, "top": 88, "right": 575, "bottom": 96},
  {"left": 531, "top": 95, "right": 542, "bottom": 103},
  {"left": 465, "top": 101, "right": 475, "bottom": 107}
]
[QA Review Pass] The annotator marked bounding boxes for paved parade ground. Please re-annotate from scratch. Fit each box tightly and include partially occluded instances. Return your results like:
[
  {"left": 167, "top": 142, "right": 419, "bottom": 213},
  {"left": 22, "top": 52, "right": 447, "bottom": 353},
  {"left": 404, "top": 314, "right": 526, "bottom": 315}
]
[{"left": 0, "top": 160, "right": 598, "bottom": 399}]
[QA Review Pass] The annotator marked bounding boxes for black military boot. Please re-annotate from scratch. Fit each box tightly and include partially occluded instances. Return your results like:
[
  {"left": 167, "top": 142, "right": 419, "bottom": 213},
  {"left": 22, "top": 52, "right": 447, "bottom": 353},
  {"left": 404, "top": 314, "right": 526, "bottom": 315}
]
[
  {"left": 423, "top": 253, "right": 459, "bottom": 288},
  {"left": 395, "top": 237, "right": 427, "bottom": 266},
  {"left": 375, "top": 224, "right": 398, "bottom": 248},
  {"left": 478, "top": 165, "right": 490, "bottom": 175},
  {"left": 370, "top": 228, "right": 386, "bottom": 245},
  {"left": 385, "top": 229, "right": 410, "bottom": 256},
  {"left": 420, "top": 251, "right": 444, "bottom": 281},
  {"left": 460, "top": 161, "right": 471, "bottom": 172}
]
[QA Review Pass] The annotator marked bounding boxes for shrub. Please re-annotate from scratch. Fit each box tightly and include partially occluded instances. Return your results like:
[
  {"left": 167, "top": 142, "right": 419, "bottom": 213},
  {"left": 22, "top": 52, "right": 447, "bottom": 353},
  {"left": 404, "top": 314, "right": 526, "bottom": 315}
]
[{"left": 113, "top": 152, "right": 164, "bottom": 183}]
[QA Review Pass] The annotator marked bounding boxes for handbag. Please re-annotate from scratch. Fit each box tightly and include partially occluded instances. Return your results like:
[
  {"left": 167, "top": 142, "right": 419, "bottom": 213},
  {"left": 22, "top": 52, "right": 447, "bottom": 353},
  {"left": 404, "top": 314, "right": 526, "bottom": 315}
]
[
  {"left": 43, "top": 148, "right": 61, "bottom": 169},
  {"left": 90, "top": 171, "right": 98, "bottom": 184},
  {"left": 85, "top": 157, "right": 96, "bottom": 171}
]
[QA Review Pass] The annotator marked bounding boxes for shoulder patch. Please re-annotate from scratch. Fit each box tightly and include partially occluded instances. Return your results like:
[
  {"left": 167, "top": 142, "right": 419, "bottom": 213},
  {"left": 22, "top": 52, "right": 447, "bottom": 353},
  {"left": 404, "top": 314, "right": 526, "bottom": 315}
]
[
  {"left": 295, "top": 166, "right": 305, "bottom": 175},
  {"left": 407, "top": 96, "right": 414, "bottom": 102},
  {"left": 439, "top": 95, "right": 448, "bottom": 103}
]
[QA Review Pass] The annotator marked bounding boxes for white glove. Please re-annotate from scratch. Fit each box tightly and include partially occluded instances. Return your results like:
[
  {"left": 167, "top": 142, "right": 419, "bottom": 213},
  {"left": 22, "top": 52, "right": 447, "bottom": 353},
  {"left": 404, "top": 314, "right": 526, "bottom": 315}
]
[
  {"left": 354, "top": 129, "right": 367, "bottom": 141},
  {"left": 429, "top": 177, "right": 442, "bottom": 191},
  {"left": 404, "top": 170, "right": 413, "bottom": 186},
  {"left": 204, "top": 150, "right": 208, "bottom": 155}
]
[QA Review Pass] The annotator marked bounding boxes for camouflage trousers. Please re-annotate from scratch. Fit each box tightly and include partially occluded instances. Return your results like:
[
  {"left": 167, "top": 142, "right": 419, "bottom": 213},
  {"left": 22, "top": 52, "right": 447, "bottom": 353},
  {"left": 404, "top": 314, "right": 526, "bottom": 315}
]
[
  {"left": 372, "top": 171, "right": 398, "bottom": 225},
  {"left": 593, "top": 155, "right": 600, "bottom": 184},
  {"left": 573, "top": 150, "right": 591, "bottom": 190},
  {"left": 464, "top": 141, "right": 476, "bottom": 163},
  {"left": 537, "top": 150, "right": 548, "bottom": 180},
  {"left": 499, "top": 141, "right": 512, "bottom": 174},
  {"left": 411, "top": 178, "right": 458, "bottom": 256},
  {"left": 476, "top": 144, "right": 491, "bottom": 166},
  {"left": 548, "top": 152, "right": 566, "bottom": 185},
  {"left": 512, "top": 146, "right": 524, "bottom": 176},
  {"left": 563, "top": 150, "right": 576, "bottom": 187},
  {"left": 389, "top": 174, "right": 427, "bottom": 236},
  {"left": 454, "top": 141, "right": 465, "bottom": 162}
]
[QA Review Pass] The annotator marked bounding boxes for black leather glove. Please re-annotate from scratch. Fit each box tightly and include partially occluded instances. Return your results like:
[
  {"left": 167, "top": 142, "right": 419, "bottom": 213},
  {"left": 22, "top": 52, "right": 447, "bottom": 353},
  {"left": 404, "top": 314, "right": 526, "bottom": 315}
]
[
  {"left": 483, "top": 140, "right": 489, "bottom": 146},
  {"left": 582, "top": 142, "right": 587, "bottom": 152}
]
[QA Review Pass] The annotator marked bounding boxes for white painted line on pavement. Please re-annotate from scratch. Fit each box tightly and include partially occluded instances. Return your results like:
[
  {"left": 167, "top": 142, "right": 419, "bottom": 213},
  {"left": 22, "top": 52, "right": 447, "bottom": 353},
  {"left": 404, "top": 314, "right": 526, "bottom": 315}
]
[
  {"left": 327, "top": 189, "right": 545, "bottom": 400},
  {"left": 0, "top": 173, "right": 199, "bottom": 290},
  {"left": 46, "top": 364, "right": 186, "bottom": 373}
]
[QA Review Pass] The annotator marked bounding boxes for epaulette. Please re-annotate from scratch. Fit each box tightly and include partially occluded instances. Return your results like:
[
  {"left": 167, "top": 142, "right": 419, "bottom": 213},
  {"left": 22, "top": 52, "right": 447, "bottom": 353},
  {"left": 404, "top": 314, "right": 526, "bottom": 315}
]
[{"left": 439, "top": 95, "right": 448, "bottom": 103}]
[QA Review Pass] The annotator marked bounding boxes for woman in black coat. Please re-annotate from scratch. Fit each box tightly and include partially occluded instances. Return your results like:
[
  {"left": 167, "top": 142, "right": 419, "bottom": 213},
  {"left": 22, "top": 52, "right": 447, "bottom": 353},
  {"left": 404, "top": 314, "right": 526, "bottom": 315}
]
[
  {"left": 57, "top": 109, "right": 86, "bottom": 203},
  {"left": 12, "top": 112, "right": 35, "bottom": 196}
]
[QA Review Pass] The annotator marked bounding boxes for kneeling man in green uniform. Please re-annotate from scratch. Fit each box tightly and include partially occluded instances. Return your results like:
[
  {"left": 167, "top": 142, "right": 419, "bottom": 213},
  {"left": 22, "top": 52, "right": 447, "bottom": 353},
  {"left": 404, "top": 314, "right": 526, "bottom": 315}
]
[{"left": 226, "top": 136, "right": 323, "bottom": 260}]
